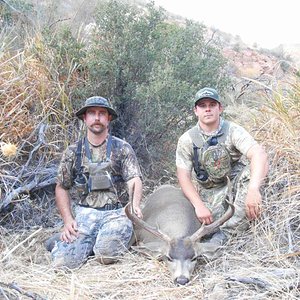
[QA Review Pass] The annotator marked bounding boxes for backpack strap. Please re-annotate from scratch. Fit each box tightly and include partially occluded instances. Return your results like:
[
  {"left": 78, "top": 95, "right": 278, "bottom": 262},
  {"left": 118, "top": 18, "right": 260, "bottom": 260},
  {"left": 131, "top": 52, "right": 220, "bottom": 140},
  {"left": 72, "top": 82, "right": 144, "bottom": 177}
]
[
  {"left": 188, "top": 125, "right": 205, "bottom": 180},
  {"left": 192, "top": 143, "right": 200, "bottom": 175},
  {"left": 188, "top": 125, "right": 204, "bottom": 149},
  {"left": 73, "top": 138, "right": 83, "bottom": 181}
]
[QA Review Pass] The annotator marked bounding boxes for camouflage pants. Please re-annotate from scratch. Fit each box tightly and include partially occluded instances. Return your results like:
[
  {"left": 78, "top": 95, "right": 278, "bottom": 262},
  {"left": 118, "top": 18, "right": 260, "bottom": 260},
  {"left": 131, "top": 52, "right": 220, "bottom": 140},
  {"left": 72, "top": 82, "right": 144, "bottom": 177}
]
[
  {"left": 51, "top": 206, "right": 133, "bottom": 269},
  {"left": 200, "top": 166, "right": 251, "bottom": 237}
]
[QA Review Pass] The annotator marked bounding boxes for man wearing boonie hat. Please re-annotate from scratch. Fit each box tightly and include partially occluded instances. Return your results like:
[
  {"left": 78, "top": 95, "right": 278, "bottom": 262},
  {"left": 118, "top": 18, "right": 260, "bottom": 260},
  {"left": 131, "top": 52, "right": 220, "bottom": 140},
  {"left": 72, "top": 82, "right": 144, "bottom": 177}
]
[
  {"left": 47, "top": 96, "right": 143, "bottom": 268},
  {"left": 176, "top": 87, "right": 269, "bottom": 259}
]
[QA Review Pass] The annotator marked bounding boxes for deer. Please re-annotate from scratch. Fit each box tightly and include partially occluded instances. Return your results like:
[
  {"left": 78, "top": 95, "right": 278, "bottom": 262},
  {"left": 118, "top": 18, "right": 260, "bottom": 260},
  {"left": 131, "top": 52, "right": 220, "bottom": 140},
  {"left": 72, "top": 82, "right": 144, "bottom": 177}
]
[{"left": 125, "top": 178, "right": 234, "bottom": 285}]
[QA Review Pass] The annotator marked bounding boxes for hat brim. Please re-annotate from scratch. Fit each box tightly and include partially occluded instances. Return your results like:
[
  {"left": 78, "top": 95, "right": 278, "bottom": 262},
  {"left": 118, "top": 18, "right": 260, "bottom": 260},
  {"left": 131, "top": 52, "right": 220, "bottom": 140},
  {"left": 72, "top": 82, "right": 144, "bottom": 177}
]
[
  {"left": 76, "top": 104, "right": 118, "bottom": 120},
  {"left": 195, "top": 97, "right": 220, "bottom": 105}
]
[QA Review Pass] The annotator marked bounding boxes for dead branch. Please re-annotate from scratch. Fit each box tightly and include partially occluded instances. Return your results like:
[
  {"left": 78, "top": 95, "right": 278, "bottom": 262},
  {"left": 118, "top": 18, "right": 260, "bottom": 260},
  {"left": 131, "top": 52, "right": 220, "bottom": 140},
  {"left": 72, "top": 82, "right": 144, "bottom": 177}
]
[
  {"left": 0, "top": 281, "right": 46, "bottom": 300},
  {"left": 225, "top": 276, "right": 271, "bottom": 289},
  {"left": 0, "top": 123, "right": 57, "bottom": 211},
  {"left": 16, "top": 123, "right": 48, "bottom": 181},
  {"left": 0, "top": 175, "right": 56, "bottom": 211}
]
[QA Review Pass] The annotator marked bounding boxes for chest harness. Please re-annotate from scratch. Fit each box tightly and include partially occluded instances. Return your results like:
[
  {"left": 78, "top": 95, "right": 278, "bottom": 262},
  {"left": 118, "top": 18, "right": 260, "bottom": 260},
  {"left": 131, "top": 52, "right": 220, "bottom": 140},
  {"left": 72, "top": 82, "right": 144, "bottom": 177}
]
[
  {"left": 188, "top": 121, "right": 231, "bottom": 184},
  {"left": 73, "top": 135, "right": 123, "bottom": 199}
]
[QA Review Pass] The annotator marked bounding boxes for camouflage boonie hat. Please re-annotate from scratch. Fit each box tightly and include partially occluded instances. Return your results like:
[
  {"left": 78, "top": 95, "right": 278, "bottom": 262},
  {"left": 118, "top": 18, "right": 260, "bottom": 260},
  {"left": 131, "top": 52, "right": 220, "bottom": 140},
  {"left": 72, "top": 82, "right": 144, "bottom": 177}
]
[
  {"left": 194, "top": 87, "right": 221, "bottom": 106},
  {"left": 76, "top": 96, "right": 118, "bottom": 120},
  {"left": 202, "top": 145, "right": 231, "bottom": 180}
]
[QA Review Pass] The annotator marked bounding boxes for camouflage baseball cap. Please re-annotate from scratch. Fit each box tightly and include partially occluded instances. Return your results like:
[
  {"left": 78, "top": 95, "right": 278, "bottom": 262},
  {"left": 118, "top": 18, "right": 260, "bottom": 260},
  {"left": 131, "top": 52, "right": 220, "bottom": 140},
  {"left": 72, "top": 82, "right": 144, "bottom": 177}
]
[
  {"left": 194, "top": 87, "right": 220, "bottom": 105},
  {"left": 76, "top": 96, "right": 118, "bottom": 120}
]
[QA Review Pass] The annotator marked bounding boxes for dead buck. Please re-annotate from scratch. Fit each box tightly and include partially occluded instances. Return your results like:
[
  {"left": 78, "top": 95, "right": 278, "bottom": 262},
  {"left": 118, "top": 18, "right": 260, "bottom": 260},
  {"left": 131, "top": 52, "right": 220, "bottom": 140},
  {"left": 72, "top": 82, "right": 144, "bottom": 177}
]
[{"left": 125, "top": 179, "right": 234, "bottom": 285}]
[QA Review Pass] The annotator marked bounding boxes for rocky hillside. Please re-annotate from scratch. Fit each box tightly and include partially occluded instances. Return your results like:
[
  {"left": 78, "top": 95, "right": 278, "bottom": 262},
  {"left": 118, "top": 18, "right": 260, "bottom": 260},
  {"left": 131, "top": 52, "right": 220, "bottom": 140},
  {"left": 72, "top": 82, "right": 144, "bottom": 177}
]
[
  {"left": 162, "top": 4, "right": 299, "bottom": 83},
  {"left": 2, "top": 0, "right": 299, "bottom": 89}
]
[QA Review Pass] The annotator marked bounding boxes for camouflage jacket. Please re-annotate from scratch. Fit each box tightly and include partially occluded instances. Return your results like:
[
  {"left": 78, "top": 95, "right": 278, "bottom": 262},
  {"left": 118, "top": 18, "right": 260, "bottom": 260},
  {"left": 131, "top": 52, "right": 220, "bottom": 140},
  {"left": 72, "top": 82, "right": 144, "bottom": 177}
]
[
  {"left": 57, "top": 135, "right": 142, "bottom": 208},
  {"left": 176, "top": 119, "right": 257, "bottom": 189}
]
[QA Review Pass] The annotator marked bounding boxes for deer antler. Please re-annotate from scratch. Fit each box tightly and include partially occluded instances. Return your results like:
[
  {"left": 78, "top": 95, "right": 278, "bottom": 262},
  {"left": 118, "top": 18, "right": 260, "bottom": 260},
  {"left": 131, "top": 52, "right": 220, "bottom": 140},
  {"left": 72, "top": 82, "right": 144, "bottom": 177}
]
[{"left": 125, "top": 184, "right": 171, "bottom": 243}]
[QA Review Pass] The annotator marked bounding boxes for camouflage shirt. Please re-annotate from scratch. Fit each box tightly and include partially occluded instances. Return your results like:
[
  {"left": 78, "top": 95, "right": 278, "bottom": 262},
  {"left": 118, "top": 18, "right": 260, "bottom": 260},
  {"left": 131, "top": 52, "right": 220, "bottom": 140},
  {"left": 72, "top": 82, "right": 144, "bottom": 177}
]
[
  {"left": 176, "top": 119, "right": 257, "bottom": 189},
  {"left": 57, "top": 135, "right": 142, "bottom": 208}
]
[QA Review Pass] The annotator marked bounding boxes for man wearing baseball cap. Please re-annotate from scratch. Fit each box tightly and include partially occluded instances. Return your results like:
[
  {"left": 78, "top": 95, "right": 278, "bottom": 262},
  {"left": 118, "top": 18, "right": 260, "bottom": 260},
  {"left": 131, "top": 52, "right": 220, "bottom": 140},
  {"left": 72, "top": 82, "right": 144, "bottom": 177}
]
[
  {"left": 48, "top": 96, "right": 143, "bottom": 268},
  {"left": 176, "top": 87, "right": 268, "bottom": 259}
]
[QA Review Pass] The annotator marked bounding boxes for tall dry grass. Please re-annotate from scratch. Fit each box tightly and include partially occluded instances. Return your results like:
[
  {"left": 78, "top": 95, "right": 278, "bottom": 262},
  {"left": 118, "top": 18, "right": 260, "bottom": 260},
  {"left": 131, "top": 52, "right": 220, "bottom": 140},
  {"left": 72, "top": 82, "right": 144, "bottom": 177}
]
[
  {"left": 1, "top": 80, "right": 299, "bottom": 299},
  {"left": 0, "top": 36, "right": 76, "bottom": 145}
]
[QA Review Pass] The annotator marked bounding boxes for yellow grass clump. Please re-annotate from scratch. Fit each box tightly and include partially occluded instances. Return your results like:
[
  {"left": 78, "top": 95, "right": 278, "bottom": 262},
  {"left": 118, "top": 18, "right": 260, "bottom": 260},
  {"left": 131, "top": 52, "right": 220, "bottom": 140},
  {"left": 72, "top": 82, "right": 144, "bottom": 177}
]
[{"left": 0, "top": 142, "right": 17, "bottom": 158}]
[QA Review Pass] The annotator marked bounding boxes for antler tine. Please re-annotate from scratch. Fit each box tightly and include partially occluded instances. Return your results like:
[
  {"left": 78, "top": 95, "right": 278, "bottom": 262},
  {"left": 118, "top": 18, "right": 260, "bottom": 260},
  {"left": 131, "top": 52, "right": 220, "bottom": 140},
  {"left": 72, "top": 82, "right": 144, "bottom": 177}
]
[
  {"left": 124, "top": 203, "right": 171, "bottom": 242},
  {"left": 190, "top": 176, "right": 235, "bottom": 242}
]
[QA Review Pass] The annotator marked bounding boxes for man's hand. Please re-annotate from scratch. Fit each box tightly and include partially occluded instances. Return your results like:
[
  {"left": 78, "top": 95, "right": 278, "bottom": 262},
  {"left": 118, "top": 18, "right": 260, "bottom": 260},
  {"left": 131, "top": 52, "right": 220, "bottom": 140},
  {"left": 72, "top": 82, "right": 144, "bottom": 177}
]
[
  {"left": 61, "top": 219, "right": 79, "bottom": 243},
  {"left": 127, "top": 177, "right": 143, "bottom": 219},
  {"left": 195, "top": 204, "right": 213, "bottom": 225},
  {"left": 133, "top": 205, "right": 143, "bottom": 219},
  {"left": 245, "top": 144, "right": 268, "bottom": 220},
  {"left": 245, "top": 187, "right": 262, "bottom": 220}
]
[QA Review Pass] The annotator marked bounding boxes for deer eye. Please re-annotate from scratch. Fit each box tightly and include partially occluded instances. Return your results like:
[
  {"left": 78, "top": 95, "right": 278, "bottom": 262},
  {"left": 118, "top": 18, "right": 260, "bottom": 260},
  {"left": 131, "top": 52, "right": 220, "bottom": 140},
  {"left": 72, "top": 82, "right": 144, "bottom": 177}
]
[
  {"left": 191, "top": 256, "right": 198, "bottom": 262},
  {"left": 166, "top": 255, "right": 173, "bottom": 262}
]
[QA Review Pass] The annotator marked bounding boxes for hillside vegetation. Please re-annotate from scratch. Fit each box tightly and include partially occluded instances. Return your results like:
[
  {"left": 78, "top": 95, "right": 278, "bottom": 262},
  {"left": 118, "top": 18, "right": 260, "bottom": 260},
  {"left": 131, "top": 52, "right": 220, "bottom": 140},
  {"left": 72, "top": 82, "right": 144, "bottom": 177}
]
[{"left": 0, "top": 1, "right": 299, "bottom": 299}]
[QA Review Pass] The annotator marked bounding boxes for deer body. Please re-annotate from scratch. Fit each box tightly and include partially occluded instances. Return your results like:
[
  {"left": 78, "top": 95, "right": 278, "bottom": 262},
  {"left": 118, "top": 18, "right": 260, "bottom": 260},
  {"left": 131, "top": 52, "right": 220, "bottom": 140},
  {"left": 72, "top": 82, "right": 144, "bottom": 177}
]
[
  {"left": 125, "top": 183, "right": 234, "bottom": 285},
  {"left": 138, "top": 185, "right": 200, "bottom": 242}
]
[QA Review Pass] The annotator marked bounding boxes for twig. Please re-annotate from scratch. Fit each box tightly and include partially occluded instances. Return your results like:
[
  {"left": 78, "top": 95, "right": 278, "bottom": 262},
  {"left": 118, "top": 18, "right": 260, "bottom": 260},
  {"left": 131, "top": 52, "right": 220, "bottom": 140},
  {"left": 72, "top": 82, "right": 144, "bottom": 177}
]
[
  {"left": 0, "top": 281, "right": 46, "bottom": 300},
  {"left": 225, "top": 276, "right": 271, "bottom": 289},
  {"left": 0, "top": 286, "right": 10, "bottom": 300},
  {"left": 49, "top": 18, "right": 71, "bottom": 29},
  {"left": 286, "top": 219, "right": 294, "bottom": 253},
  {"left": 0, "top": 227, "right": 42, "bottom": 262},
  {"left": 276, "top": 251, "right": 300, "bottom": 260},
  {"left": 17, "top": 123, "right": 48, "bottom": 180},
  {"left": 0, "top": 0, "right": 20, "bottom": 13}
]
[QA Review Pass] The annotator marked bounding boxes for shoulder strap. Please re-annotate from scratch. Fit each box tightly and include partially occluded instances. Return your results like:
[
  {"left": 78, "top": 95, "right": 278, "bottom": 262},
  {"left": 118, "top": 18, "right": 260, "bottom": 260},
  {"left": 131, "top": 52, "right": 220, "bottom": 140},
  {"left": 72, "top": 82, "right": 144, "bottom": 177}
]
[
  {"left": 188, "top": 125, "right": 204, "bottom": 149},
  {"left": 219, "top": 120, "right": 230, "bottom": 140},
  {"left": 73, "top": 138, "right": 83, "bottom": 179},
  {"left": 193, "top": 143, "right": 201, "bottom": 176},
  {"left": 106, "top": 134, "right": 112, "bottom": 161}
]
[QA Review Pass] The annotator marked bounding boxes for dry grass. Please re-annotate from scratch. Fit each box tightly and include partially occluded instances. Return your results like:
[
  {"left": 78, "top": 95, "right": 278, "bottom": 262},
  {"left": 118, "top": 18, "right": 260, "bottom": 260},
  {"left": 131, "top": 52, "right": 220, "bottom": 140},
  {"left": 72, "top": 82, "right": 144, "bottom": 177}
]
[
  {"left": 1, "top": 83, "right": 299, "bottom": 298},
  {"left": 0, "top": 214, "right": 299, "bottom": 300},
  {"left": 0, "top": 49, "right": 53, "bottom": 143}
]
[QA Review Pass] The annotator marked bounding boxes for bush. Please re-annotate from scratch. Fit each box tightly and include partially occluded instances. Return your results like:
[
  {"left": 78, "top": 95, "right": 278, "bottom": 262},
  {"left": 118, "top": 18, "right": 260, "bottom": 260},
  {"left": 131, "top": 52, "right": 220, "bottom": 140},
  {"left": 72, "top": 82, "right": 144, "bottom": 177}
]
[{"left": 85, "top": 0, "right": 231, "bottom": 178}]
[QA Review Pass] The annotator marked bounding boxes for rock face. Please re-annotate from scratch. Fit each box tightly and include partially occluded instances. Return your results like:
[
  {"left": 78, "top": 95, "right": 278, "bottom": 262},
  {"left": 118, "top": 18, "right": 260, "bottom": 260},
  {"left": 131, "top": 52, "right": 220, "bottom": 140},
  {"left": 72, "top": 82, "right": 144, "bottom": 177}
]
[
  {"left": 205, "top": 27, "right": 299, "bottom": 81},
  {"left": 223, "top": 47, "right": 280, "bottom": 78}
]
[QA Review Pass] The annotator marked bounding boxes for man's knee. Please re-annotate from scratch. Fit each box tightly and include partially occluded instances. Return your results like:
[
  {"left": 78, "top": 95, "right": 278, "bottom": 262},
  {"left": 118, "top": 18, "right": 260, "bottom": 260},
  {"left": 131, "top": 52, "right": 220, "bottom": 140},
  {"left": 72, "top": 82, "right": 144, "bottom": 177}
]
[
  {"left": 44, "top": 233, "right": 61, "bottom": 252},
  {"left": 51, "top": 236, "right": 93, "bottom": 269},
  {"left": 51, "top": 251, "right": 86, "bottom": 269}
]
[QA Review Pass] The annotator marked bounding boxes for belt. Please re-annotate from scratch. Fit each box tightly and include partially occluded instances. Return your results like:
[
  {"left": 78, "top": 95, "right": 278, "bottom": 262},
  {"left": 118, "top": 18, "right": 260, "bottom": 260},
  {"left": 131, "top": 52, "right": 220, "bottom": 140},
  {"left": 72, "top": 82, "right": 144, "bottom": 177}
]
[{"left": 79, "top": 202, "right": 123, "bottom": 211}]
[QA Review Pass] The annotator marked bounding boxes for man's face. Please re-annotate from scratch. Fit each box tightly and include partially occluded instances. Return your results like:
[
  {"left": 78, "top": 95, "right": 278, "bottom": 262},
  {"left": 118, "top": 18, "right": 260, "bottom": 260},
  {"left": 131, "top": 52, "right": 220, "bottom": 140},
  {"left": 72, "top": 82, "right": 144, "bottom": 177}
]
[
  {"left": 194, "top": 99, "right": 223, "bottom": 126},
  {"left": 83, "top": 107, "right": 112, "bottom": 135}
]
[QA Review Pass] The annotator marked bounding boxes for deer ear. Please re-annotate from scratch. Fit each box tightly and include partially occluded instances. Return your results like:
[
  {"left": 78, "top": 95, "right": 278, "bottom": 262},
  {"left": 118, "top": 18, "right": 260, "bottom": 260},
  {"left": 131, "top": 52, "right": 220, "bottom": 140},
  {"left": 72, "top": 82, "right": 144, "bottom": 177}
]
[{"left": 194, "top": 241, "right": 224, "bottom": 260}]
